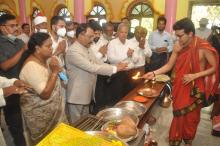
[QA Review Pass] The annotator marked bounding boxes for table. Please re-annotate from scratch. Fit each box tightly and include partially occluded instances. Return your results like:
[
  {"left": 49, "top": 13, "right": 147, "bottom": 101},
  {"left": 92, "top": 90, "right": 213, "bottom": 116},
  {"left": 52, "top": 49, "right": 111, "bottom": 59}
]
[{"left": 121, "top": 81, "right": 165, "bottom": 128}]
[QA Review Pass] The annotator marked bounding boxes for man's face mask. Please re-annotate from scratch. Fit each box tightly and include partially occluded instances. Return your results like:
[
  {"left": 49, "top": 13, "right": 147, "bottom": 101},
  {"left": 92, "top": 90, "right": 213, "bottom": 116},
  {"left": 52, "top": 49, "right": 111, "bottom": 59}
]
[
  {"left": 39, "top": 29, "right": 48, "bottom": 33},
  {"left": 93, "top": 37, "right": 100, "bottom": 43},
  {"left": 7, "top": 34, "right": 17, "bottom": 41},
  {"left": 56, "top": 27, "right": 66, "bottom": 37},
  {"left": 66, "top": 30, "right": 75, "bottom": 38}
]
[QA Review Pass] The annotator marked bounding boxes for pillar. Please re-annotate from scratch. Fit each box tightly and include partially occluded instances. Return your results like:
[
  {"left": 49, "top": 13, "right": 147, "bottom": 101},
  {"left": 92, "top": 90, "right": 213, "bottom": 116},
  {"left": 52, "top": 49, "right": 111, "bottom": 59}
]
[
  {"left": 165, "top": 0, "right": 177, "bottom": 33},
  {"left": 74, "top": 0, "right": 86, "bottom": 23},
  {"left": 18, "top": 0, "right": 28, "bottom": 24}
]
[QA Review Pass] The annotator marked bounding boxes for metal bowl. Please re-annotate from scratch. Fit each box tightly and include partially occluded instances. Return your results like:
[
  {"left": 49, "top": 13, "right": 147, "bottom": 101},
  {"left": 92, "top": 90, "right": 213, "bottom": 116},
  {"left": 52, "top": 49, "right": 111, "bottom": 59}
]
[
  {"left": 96, "top": 108, "right": 139, "bottom": 125},
  {"left": 86, "top": 131, "right": 129, "bottom": 146},
  {"left": 115, "top": 101, "right": 147, "bottom": 116}
]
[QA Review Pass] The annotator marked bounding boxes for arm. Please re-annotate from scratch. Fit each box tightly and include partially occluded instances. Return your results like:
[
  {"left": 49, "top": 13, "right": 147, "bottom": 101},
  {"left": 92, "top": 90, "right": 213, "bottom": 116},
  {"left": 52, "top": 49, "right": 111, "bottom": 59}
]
[
  {"left": 66, "top": 50, "right": 115, "bottom": 76},
  {"left": 144, "top": 41, "right": 152, "bottom": 57},
  {"left": 154, "top": 50, "right": 177, "bottom": 75},
  {"left": 183, "top": 49, "right": 217, "bottom": 85},
  {"left": 39, "top": 72, "right": 59, "bottom": 100},
  {"left": 0, "top": 48, "right": 25, "bottom": 71},
  {"left": 142, "top": 44, "right": 179, "bottom": 79}
]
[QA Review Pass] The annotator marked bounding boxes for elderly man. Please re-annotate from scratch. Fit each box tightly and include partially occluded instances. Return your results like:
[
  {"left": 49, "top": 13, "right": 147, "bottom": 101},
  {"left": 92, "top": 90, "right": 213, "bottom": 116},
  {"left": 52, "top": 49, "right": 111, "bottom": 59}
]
[
  {"left": 33, "top": 13, "right": 48, "bottom": 33},
  {"left": 107, "top": 23, "right": 137, "bottom": 67},
  {"left": 65, "top": 23, "right": 127, "bottom": 123},
  {"left": 129, "top": 26, "right": 152, "bottom": 69},
  {"left": 106, "top": 23, "right": 137, "bottom": 105},
  {"left": 102, "top": 22, "right": 115, "bottom": 41},
  {"left": 195, "top": 18, "right": 211, "bottom": 40},
  {"left": 128, "top": 26, "right": 152, "bottom": 87}
]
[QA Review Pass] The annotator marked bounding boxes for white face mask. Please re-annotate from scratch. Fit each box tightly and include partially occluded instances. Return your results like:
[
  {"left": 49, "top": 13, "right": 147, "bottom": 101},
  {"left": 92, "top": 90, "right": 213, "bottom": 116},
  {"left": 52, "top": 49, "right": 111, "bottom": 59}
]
[
  {"left": 57, "top": 27, "right": 66, "bottom": 37},
  {"left": 66, "top": 30, "right": 75, "bottom": 38},
  {"left": 7, "top": 34, "right": 17, "bottom": 41},
  {"left": 39, "top": 29, "right": 48, "bottom": 33}
]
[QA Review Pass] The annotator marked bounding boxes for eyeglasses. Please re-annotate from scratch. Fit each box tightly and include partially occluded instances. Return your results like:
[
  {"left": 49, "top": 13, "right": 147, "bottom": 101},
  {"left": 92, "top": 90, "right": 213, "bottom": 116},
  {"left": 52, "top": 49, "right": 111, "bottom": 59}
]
[
  {"left": 2, "top": 24, "right": 19, "bottom": 28},
  {"left": 176, "top": 33, "right": 185, "bottom": 39}
]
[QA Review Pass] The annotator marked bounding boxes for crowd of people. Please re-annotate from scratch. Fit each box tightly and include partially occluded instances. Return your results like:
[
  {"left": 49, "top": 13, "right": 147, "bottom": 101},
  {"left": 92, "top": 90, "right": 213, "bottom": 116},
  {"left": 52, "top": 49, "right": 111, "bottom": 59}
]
[{"left": 0, "top": 12, "right": 219, "bottom": 146}]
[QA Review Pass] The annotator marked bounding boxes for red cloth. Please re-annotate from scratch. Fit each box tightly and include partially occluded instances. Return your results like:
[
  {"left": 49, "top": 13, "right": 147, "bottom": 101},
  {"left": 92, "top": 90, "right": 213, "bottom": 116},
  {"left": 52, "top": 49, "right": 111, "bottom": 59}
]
[{"left": 169, "top": 37, "right": 219, "bottom": 142}]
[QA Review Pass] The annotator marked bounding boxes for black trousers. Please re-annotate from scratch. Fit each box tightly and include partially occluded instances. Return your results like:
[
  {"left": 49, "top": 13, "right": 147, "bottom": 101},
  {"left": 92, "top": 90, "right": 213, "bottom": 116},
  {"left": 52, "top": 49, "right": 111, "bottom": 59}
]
[
  {"left": 147, "top": 52, "right": 168, "bottom": 72},
  {"left": 3, "top": 94, "right": 26, "bottom": 146}
]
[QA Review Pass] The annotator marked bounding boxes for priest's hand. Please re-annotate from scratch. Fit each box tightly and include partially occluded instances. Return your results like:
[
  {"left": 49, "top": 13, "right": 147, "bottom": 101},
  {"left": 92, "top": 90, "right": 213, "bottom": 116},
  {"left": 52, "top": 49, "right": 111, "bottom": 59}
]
[
  {"left": 183, "top": 74, "right": 197, "bottom": 85},
  {"left": 141, "top": 72, "right": 155, "bottom": 80}
]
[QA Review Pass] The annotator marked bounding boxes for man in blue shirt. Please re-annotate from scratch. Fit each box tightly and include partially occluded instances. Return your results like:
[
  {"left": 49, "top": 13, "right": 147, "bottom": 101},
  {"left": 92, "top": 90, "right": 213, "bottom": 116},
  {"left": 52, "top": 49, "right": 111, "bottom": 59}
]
[{"left": 148, "top": 16, "right": 173, "bottom": 71}]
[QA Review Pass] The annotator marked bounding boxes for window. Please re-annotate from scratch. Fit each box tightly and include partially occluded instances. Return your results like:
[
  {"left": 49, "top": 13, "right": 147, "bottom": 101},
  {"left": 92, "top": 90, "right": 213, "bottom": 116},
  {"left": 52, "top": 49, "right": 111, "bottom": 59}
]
[
  {"left": 191, "top": 4, "right": 220, "bottom": 29},
  {"left": 88, "top": 5, "right": 107, "bottom": 26},
  {"left": 58, "top": 7, "right": 71, "bottom": 21},
  {"left": 0, "top": 11, "right": 7, "bottom": 16},
  {"left": 32, "top": 8, "right": 41, "bottom": 18},
  {"left": 129, "top": 3, "right": 153, "bottom": 36}
]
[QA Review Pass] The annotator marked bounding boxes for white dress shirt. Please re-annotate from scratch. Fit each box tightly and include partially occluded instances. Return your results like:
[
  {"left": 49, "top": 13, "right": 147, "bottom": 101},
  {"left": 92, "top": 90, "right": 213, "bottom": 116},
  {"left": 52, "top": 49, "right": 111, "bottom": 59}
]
[
  {"left": 128, "top": 37, "right": 152, "bottom": 68},
  {"left": 0, "top": 77, "right": 17, "bottom": 107},
  {"left": 107, "top": 38, "right": 137, "bottom": 69},
  {"left": 148, "top": 30, "right": 173, "bottom": 52},
  {"left": 17, "top": 33, "right": 29, "bottom": 44},
  {"left": 90, "top": 37, "right": 108, "bottom": 62},
  {"left": 50, "top": 34, "right": 68, "bottom": 67}
]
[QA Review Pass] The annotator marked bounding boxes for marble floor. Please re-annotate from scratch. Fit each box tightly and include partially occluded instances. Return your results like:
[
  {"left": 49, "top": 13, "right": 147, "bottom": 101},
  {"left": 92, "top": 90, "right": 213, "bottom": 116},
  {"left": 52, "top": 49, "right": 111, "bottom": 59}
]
[
  {"left": 1, "top": 101, "right": 220, "bottom": 146},
  {"left": 149, "top": 101, "right": 220, "bottom": 146}
]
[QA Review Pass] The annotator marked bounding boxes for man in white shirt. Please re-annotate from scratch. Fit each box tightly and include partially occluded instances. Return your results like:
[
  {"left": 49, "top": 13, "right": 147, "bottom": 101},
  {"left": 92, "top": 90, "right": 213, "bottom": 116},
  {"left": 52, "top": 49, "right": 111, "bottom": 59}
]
[
  {"left": 0, "top": 77, "right": 28, "bottom": 146},
  {"left": 106, "top": 23, "right": 136, "bottom": 105},
  {"left": 128, "top": 26, "right": 152, "bottom": 87},
  {"left": 107, "top": 23, "right": 137, "bottom": 68},
  {"left": 195, "top": 18, "right": 211, "bottom": 40},
  {"left": 129, "top": 26, "right": 152, "bottom": 69},
  {"left": 148, "top": 16, "right": 173, "bottom": 71},
  {"left": 102, "top": 22, "right": 115, "bottom": 42},
  {"left": 17, "top": 23, "right": 30, "bottom": 44},
  {"left": 90, "top": 21, "right": 108, "bottom": 62}
]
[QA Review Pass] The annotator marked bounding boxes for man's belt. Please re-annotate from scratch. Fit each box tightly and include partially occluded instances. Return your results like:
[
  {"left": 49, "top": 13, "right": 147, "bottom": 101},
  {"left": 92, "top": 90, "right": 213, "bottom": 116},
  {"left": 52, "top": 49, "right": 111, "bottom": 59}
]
[{"left": 173, "top": 99, "right": 203, "bottom": 117}]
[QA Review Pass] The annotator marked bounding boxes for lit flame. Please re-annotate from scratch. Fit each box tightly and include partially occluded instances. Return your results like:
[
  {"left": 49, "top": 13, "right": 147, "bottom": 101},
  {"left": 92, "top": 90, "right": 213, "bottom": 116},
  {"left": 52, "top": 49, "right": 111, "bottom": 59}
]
[{"left": 132, "top": 72, "right": 141, "bottom": 80}]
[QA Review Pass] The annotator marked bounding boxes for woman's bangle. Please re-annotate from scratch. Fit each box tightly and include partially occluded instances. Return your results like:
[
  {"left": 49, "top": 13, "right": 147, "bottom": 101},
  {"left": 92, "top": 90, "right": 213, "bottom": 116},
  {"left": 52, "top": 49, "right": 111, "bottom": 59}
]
[{"left": 152, "top": 71, "right": 156, "bottom": 77}]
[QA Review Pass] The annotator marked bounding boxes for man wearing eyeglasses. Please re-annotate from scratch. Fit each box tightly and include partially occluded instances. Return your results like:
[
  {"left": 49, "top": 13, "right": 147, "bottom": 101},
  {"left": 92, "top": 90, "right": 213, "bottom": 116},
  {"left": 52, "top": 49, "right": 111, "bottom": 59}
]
[{"left": 0, "top": 14, "right": 28, "bottom": 146}]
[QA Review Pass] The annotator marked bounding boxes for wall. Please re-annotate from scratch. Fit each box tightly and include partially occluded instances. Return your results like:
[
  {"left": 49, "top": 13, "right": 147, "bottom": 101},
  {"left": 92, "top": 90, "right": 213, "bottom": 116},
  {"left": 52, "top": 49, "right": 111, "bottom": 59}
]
[{"left": 0, "top": 0, "right": 193, "bottom": 25}]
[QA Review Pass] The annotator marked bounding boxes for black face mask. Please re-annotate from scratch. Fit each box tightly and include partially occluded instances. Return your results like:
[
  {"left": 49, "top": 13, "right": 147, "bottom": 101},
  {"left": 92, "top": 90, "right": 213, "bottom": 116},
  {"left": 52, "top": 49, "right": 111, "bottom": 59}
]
[{"left": 93, "top": 37, "right": 100, "bottom": 43}]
